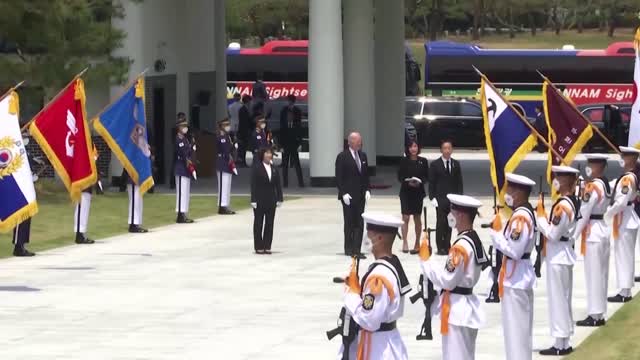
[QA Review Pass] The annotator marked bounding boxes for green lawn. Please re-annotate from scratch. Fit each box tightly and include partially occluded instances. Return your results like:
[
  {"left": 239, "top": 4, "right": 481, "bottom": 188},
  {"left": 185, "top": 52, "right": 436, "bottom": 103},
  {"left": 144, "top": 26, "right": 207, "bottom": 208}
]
[
  {"left": 0, "top": 181, "right": 250, "bottom": 258},
  {"left": 565, "top": 296, "right": 640, "bottom": 360},
  {"left": 408, "top": 28, "right": 637, "bottom": 91}
]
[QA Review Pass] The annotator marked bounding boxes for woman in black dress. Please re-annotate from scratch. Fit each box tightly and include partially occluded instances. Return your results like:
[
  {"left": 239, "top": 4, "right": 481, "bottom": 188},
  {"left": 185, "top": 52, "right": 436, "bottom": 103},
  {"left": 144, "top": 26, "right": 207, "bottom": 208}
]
[{"left": 397, "top": 140, "right": 429, "bottom": 254}]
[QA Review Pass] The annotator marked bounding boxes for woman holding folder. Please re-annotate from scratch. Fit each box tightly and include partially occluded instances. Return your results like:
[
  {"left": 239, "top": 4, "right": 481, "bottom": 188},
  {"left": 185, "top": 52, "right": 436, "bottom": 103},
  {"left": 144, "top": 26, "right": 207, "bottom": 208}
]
[{"left": 397, "top": 140, "right": 429, "bottom": 254}]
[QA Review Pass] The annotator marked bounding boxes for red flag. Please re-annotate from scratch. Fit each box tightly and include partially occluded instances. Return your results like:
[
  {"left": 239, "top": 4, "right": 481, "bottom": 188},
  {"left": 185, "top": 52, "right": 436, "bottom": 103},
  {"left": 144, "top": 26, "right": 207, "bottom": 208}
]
[{"left": 29, "top": 78, "right": 96, "bottom": 201}]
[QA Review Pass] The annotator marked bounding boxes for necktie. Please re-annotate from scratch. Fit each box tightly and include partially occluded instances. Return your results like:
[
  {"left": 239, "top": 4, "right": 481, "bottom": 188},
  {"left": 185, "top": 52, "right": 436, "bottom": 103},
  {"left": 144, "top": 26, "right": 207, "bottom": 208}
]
[
  {"left": 446, "top": 160, "right": 450, "bottom": 174},
  {"left": 355, "top": 151, "right": 362, "bottom": 173}
]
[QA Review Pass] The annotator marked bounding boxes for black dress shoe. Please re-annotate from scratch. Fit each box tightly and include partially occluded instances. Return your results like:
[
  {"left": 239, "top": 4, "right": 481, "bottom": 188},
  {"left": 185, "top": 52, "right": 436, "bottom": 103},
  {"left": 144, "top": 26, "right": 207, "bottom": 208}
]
[
  {"left": 218, "top": 207, "right": 236, "bottom": 215},
  {"left": 409, "top": 249, "right": 419, "bottom": 255},
  {"left": 255, "top": 250, "right": 265, "bottom": 255},
  {"left": 128, "top": 225, "right": 149, "bottom": 233},
  {"left": 635, "top": 276, "right": 640, "bottom": 282},
  {"left": 13, "top": 247, "right": 35, "bottom": 257},
  {"left": 75, "top": 232, "right": 95, "bottom": 244},
  {"left": 176, "top": 213, "right": 194, "bottom": 224},
  {"left": 539, "top": 346, "right": 573, "bottom": 356},
  {"left": 437, "top": 249, "right": 448, "bottom": 256},
  {"left": 577, "top": 316, "right": 605, "bottom": 327},
  {"left": 356, "top": 253, "right": 367, "bottom": 260},
  {"left": 608, "top": 294, "right": 632, "bottom": 303},
  {"left": 264, "top": 250, "right": 272, "bottom": 255}
]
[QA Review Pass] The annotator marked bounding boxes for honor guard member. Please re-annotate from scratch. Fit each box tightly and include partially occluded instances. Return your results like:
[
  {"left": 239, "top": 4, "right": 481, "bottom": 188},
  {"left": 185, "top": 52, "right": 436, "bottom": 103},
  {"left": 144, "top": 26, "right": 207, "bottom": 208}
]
[
  {"left": 74, "top": 145, "right": 100, "bottom": 244},
  {"left": 250, "top": 116, "right": 270, "bottom": 158},
  {"left": 536, "top": 165, "right": 580, "bottom": 356},
  {"left": 420, "top": 194, "right": 488, "bottom": 360},
  {"left": 604, "top": 146, "right": 640, "bottom": 303},
  {"left": 574, "top": 154, "right": 611, "bottom": 325},
  {"left": 123, "top": 169, "right": 148, "bottom": 233},
  {"left": 216, "top": 118, "right": 236, "bottom": 215},
  {"left": 13, "top": 218, "right": 35, "bottom": 257},
  {"left": 340, "top": 212, "right": 410, "bottom": 360},
  {"left": 489, "top": 173, "right": 537, "bottom": 360},
  {"left": 175, "top": 116, "right": 195, "bottom": 223}
]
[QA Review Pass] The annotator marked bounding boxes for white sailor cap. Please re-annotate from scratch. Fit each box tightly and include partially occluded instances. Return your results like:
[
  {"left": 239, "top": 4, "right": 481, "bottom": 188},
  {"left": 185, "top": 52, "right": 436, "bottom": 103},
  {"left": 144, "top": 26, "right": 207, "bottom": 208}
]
[
  {"left": 447, "top": 194, "right": 482, "bottom": 210},
  {"left": 505, "top": 173, "right": 536, "bottom": 187},
  {"left": 584, "top": 153, "right": 609, "bottom": 162},
  {"left": 619, "top": 146, "right": 640, "bottom": 155},
  {"left": 551, "top": 165, "right": 580, "bottom": 175},
  {"left": 362, "top": 212, "right": 403, "bottom": 233}
]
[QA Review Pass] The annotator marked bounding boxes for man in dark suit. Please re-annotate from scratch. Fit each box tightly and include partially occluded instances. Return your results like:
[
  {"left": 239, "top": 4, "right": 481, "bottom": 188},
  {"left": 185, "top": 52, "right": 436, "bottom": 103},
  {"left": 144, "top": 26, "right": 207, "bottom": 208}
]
[
  {"left": 428, "top": 140, "right": 463, "bottom": 255},
  {"left": 335, "top": 132, "right": 371, "bottom": 259},
  {"left": 279, "top": 95, "right": 304, "bottom": 187},
  {"left": 237, "top": 95, "right": 252, "bottom": 166}
]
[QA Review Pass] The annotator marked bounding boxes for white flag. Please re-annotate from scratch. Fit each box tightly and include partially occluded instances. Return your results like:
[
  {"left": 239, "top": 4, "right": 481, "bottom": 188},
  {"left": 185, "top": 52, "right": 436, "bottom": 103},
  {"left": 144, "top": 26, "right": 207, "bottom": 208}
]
[{"left": 628, "top": 28, "right": 640, "bottom": 148}]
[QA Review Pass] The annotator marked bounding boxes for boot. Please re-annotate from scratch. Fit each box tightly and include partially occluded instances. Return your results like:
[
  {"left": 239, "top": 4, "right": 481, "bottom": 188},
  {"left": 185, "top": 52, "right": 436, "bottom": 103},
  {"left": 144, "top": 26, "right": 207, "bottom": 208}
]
[
  {"left": 218, "top": 207, "right": 236, "bottom": 215},
  {"left": 176, "top": 213, "right": 194, "bottom": 224},
  {"left": 13, "top": 245, "right": 35, "bottom": 257},
  {"left": 128, "top": 224, "right": 149, "bottom": 233},
  {"left": 75, "top": 232, "right": 95, "bottom": 244}
]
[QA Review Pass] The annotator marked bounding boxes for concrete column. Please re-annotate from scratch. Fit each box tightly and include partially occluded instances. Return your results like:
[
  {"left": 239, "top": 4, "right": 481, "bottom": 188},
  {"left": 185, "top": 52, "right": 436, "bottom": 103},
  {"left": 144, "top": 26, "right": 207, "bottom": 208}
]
[
  {"left": 374, "top": 0, "right": 405, "bottom": 161},
  {"left": 214, "top": 0, "right": 227, "bottom": 122},
  {"left": 343, "top": 0, "right": 376, "bottom": 170},
  {"left": 109, "top": 0, "right": 146, "bottom": 180},
  {"left": 308, "top": 0, "right": 344, "bottom": 186}
]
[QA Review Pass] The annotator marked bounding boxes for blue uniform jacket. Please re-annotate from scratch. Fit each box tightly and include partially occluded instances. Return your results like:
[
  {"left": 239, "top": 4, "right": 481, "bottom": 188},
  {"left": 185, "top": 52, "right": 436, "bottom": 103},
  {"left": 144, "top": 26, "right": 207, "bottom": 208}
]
[
  {"left": 174, "top": 134, "right": 193, "bottom": 177},
  {"left": 217, "top": 132, "right": 234, "bottom": 173},
  {"left": 250, "top": 129, "right": 270, "bottom": 153}
]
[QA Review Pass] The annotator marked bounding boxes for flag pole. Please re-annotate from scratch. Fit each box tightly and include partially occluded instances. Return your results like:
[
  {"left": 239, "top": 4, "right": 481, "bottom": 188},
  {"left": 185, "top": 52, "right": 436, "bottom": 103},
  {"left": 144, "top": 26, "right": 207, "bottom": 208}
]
[
  {"left": 472, "top": 66, "right": 568, "bottom": 165},
  {"left": 90, "top": 68, "right": 150, "bottom": 124},
  {"left": 536, "top": 70, "right": 622, "bottom": 155},
  {"left": 0, "top": 80, "right": 26, "bottom": 103},
  {"left": 20, "top": 67, "right": 90, "bottom": 132}
]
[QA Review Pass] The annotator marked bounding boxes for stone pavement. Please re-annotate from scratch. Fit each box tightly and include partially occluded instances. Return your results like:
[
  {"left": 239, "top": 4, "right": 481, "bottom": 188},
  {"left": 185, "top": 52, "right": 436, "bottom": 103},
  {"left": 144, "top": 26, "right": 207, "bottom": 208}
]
[{"left": 0, "top": 196, "right": 637, "bottom": 359}]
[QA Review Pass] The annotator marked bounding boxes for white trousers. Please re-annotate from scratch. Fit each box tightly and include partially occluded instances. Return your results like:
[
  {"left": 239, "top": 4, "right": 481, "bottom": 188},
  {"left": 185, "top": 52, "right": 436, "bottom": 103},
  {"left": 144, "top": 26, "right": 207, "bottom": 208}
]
[
  {"left": 175, "top": 176, "right": 191, "bottom": 213},
  {"left": 584, "top": 240, "right": 610, "bottom": 316},
  {"left": 127, "top": 184, "right": 143, "bottom": 225},
  {"left": 546, "top": 263, "right": 574, "bottom": 338},
  {"left": 615, "top": 229, "right": 637, "bottom": 291},
  {"left": 73, "top": 192, "right": 92, "bottom": 233},
  {"left": 502, "top": 287, "right": 533, "bottom": 360},
  {"left": 217, "top": 171, "right": 232, "bottom": 207},
  {"left": 443, "top": 324, "right": 477, "bottom": 360}
]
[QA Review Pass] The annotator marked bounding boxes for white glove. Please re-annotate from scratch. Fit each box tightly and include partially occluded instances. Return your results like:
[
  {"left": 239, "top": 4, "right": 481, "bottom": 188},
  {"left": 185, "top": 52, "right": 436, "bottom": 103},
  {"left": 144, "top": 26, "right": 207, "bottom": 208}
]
[
  {"left": 365, "top": 191, "right": 371, "bottom": 202},
  {"left": 342, "top": 194, "right": 352, "bottom": 206},
  {"left": 251, "top": 202, "right": 257, "bottom": 209},
  {"left": 431, "top": 198, "right": 438, "bottom": 208},
  {"left": 276, "top": 202, "right": 282, "bottom": 208},
  {"left": 234, "top": 143, "right": 239, "bottom": 149},
  {"left": 193, "top": 145, "right": 197, "bottom": 151}
]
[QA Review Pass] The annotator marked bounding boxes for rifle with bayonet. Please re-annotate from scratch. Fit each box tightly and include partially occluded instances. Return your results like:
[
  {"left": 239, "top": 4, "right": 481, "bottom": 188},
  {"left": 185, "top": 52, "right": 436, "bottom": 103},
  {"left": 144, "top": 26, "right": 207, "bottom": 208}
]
[
  {"left": 482, "top": 188, "right": 503, "bottom": 303},
  {"left": 327, "top": 256, "right": 361, "bottom": 360},
  {"left": 409, "top": 206, "right": 437, "bottom": 340}
]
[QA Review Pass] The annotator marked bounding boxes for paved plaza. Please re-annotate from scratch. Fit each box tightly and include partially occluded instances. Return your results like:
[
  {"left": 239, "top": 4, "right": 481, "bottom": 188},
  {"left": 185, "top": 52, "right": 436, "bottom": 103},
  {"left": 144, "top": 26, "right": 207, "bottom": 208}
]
[{"left": 0, "top": 195, "right": 637, "bottom": 359}]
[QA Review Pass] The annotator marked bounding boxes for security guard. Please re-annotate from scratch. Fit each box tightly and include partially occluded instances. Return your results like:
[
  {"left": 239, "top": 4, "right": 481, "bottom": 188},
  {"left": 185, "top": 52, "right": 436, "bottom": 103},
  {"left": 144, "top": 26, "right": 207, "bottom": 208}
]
[
  {"left": 536, "top": 165, "right": 580, "bottom": 356},
  {"left": 74, "top": 145, "right": 99, "bottom": 244},
  {"left": 489, "top": 173, "right": 536, "bottom": 360},
  {"left": 604, "top": 146, "right": 640, "bottom": 303},
  {"left": 249, "top": 115, "right": 270, "bottom": 158},
  {"left": 574, "top": 154, "right": 611, "bottom": 326},
  {"left": 216, "top": 118, "right": 236, "bottom": 215},
  {"left": 420, "top": 194, "right": 488, "bottom": 360},
  {"left": 175, "top": 116, "right": 195, "bottom": 223},
  {"left": 340, "top": 212, "right": 410, "bottom": 360}
]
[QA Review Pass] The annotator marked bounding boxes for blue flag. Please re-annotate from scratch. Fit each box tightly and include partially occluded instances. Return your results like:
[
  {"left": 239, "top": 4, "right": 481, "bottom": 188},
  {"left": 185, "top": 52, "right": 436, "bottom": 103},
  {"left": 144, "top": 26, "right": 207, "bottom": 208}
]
[
  {"left": 94, "top": 78, "right": 154, "bottom": 194},
  {"left": 481, "top": 78, "right": 537, "bottom": 204}
]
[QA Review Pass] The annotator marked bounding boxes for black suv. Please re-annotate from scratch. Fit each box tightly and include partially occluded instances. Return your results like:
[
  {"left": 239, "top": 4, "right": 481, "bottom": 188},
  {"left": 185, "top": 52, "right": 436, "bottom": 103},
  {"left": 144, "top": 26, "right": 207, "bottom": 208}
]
[{"left": 405, "top": 97, "right": 485, "bottom": 148}]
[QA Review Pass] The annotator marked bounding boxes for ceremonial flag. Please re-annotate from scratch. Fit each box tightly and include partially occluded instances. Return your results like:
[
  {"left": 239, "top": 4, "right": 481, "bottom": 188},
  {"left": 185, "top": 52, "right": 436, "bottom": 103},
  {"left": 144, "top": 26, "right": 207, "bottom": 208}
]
[
  {"left": 543, "top": 79, "right": 593, "bottom": 183},
  {"left": 93, "top": 77, "right": 154, "bottom": 194},
  {"left": 0, "top": 90, "right": 38, "bottom": 232},
  {"left": 481, "top": 78, "right": 537, "bottom": 205},
  {"left": 30, "top": 78, "right": 96, "bottom": 201},
  {"left": 628, "top": 28, "right": 640, "bottom": 148}
]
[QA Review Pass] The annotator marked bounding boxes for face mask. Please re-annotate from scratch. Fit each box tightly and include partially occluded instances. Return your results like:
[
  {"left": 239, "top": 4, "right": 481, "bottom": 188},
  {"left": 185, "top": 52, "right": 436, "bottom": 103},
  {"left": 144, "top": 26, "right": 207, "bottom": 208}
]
[
  {"left": 224, "top": 126, "right": 231, "bottom": 133},
  {"left": 504, "top": 193, "right": 514, "bottom": 208},
  {"left": 361, "top": 234, "right": 373, "bottom": 254},
  {"left": 447, "top": 213, "right": 457, "bottom": 228},
  {"left": 260, "top": 123, "right": 266, "bottom": 129},
  {"left": 552, "top": 178, "right": 560, "bottom": 191},
  {"left": 181, "top": 127, "right": 188, "bottom": 134},
  {"left": 619, "top": 159, "right": 625, "bottom": 167},
  {"left": 585, "top": 166, "right": 593, "bottom": 178}
]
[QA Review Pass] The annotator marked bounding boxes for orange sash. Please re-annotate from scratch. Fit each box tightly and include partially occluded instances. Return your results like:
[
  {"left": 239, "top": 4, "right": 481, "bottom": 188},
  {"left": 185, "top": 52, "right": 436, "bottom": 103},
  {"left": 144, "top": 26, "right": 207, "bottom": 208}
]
[{"left": 441, "top": 245, "right": 469, "bottom": 335}]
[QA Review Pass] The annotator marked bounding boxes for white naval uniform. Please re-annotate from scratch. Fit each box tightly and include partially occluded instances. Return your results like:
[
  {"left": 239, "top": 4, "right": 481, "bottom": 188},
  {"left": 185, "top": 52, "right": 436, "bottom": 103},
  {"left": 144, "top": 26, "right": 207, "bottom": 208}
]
[
  {"left": 574, "top": 178, "right": 610, "bottom": 318},
  {"left": 421, "top": 231, "right": 486, "bottom": 360},
  {"left": 604, "top": 172, "right": 638, "bottom": 296},
  {"left": 74, "top": 192, "right": 92, "bottom": 233},
  {"left": 175, "top": 175, "right": 191, "bottom": 213},
  {"left": 537, "top": 196, "right": 577, "bottom": 345},
  {"left": 127, "top": 184, "right": 143, "bottom": 225},
  {"left": 341, "top": 259, "right": 410, "bottom": 360},
  {"left": 490, "top": 205, "right": 536, "bottom": 360}
]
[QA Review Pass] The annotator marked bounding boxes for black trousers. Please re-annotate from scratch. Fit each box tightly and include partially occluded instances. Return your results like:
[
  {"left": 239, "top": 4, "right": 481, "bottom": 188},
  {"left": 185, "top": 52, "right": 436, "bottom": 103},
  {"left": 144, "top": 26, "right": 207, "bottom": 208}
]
[
  {"left": 254, "top": 205, "right": 276, "bottom": 251},
  {"left": 237, "top": 138, "right": 248, "bottom": 165},
  {"left": 342, "top": 199, "right": 365, "bottom": 255},
  {"left": 12, "top": 218, "right": 31, "bottom": 247},
  {"left": 435, "top": 206, "right": 452, "bottom": 252},
  {"left": 282, "top": 148, "right": 303, "bottom": 186}
]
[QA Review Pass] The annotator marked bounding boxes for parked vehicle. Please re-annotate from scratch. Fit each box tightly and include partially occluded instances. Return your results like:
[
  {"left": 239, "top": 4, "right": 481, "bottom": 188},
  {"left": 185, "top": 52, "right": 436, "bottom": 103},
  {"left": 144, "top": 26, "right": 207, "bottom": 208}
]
[{"left": 578, "top": 103, "right": 632, "bottom": 149}]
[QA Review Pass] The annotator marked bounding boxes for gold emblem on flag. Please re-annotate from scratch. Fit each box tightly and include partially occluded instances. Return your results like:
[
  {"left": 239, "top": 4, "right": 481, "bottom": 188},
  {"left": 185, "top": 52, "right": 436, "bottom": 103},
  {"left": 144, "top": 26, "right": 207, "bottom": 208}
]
[{"left": 0, "top": 136, "right": 23, "bottom": 179}]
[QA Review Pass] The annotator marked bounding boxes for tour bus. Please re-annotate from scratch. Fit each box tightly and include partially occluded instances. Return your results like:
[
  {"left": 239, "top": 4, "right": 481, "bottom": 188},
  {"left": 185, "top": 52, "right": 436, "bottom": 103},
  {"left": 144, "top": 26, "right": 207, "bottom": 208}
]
[{"left": 423, "top": 41, "right": 636, "bottom": 118}]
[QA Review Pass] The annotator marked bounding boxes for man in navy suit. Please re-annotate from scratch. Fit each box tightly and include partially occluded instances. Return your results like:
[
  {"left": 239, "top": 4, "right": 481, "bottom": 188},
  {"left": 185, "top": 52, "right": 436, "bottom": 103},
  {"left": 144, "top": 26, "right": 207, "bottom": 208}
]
[{"left": 335, "top": 132, "right": 371, "bottom": 259}]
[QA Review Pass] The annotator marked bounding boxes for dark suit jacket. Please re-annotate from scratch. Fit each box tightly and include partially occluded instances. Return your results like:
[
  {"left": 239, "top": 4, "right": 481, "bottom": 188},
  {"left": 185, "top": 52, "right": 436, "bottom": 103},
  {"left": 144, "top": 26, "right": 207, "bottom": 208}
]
[
  {"left": 238, "top": 105, "right": 251, "bottom": 140},
  {"left": 279, "top": 105, "right": 303, "bottom": 149},
  {"left": 428, "top": 157, "right": 463, "bottom": 209},
  {"left": 251, "top": 162, "right": 283, "bottom": 207},
  {"left": 335, "top": 149, "right": 370, "bottom": 201}
]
